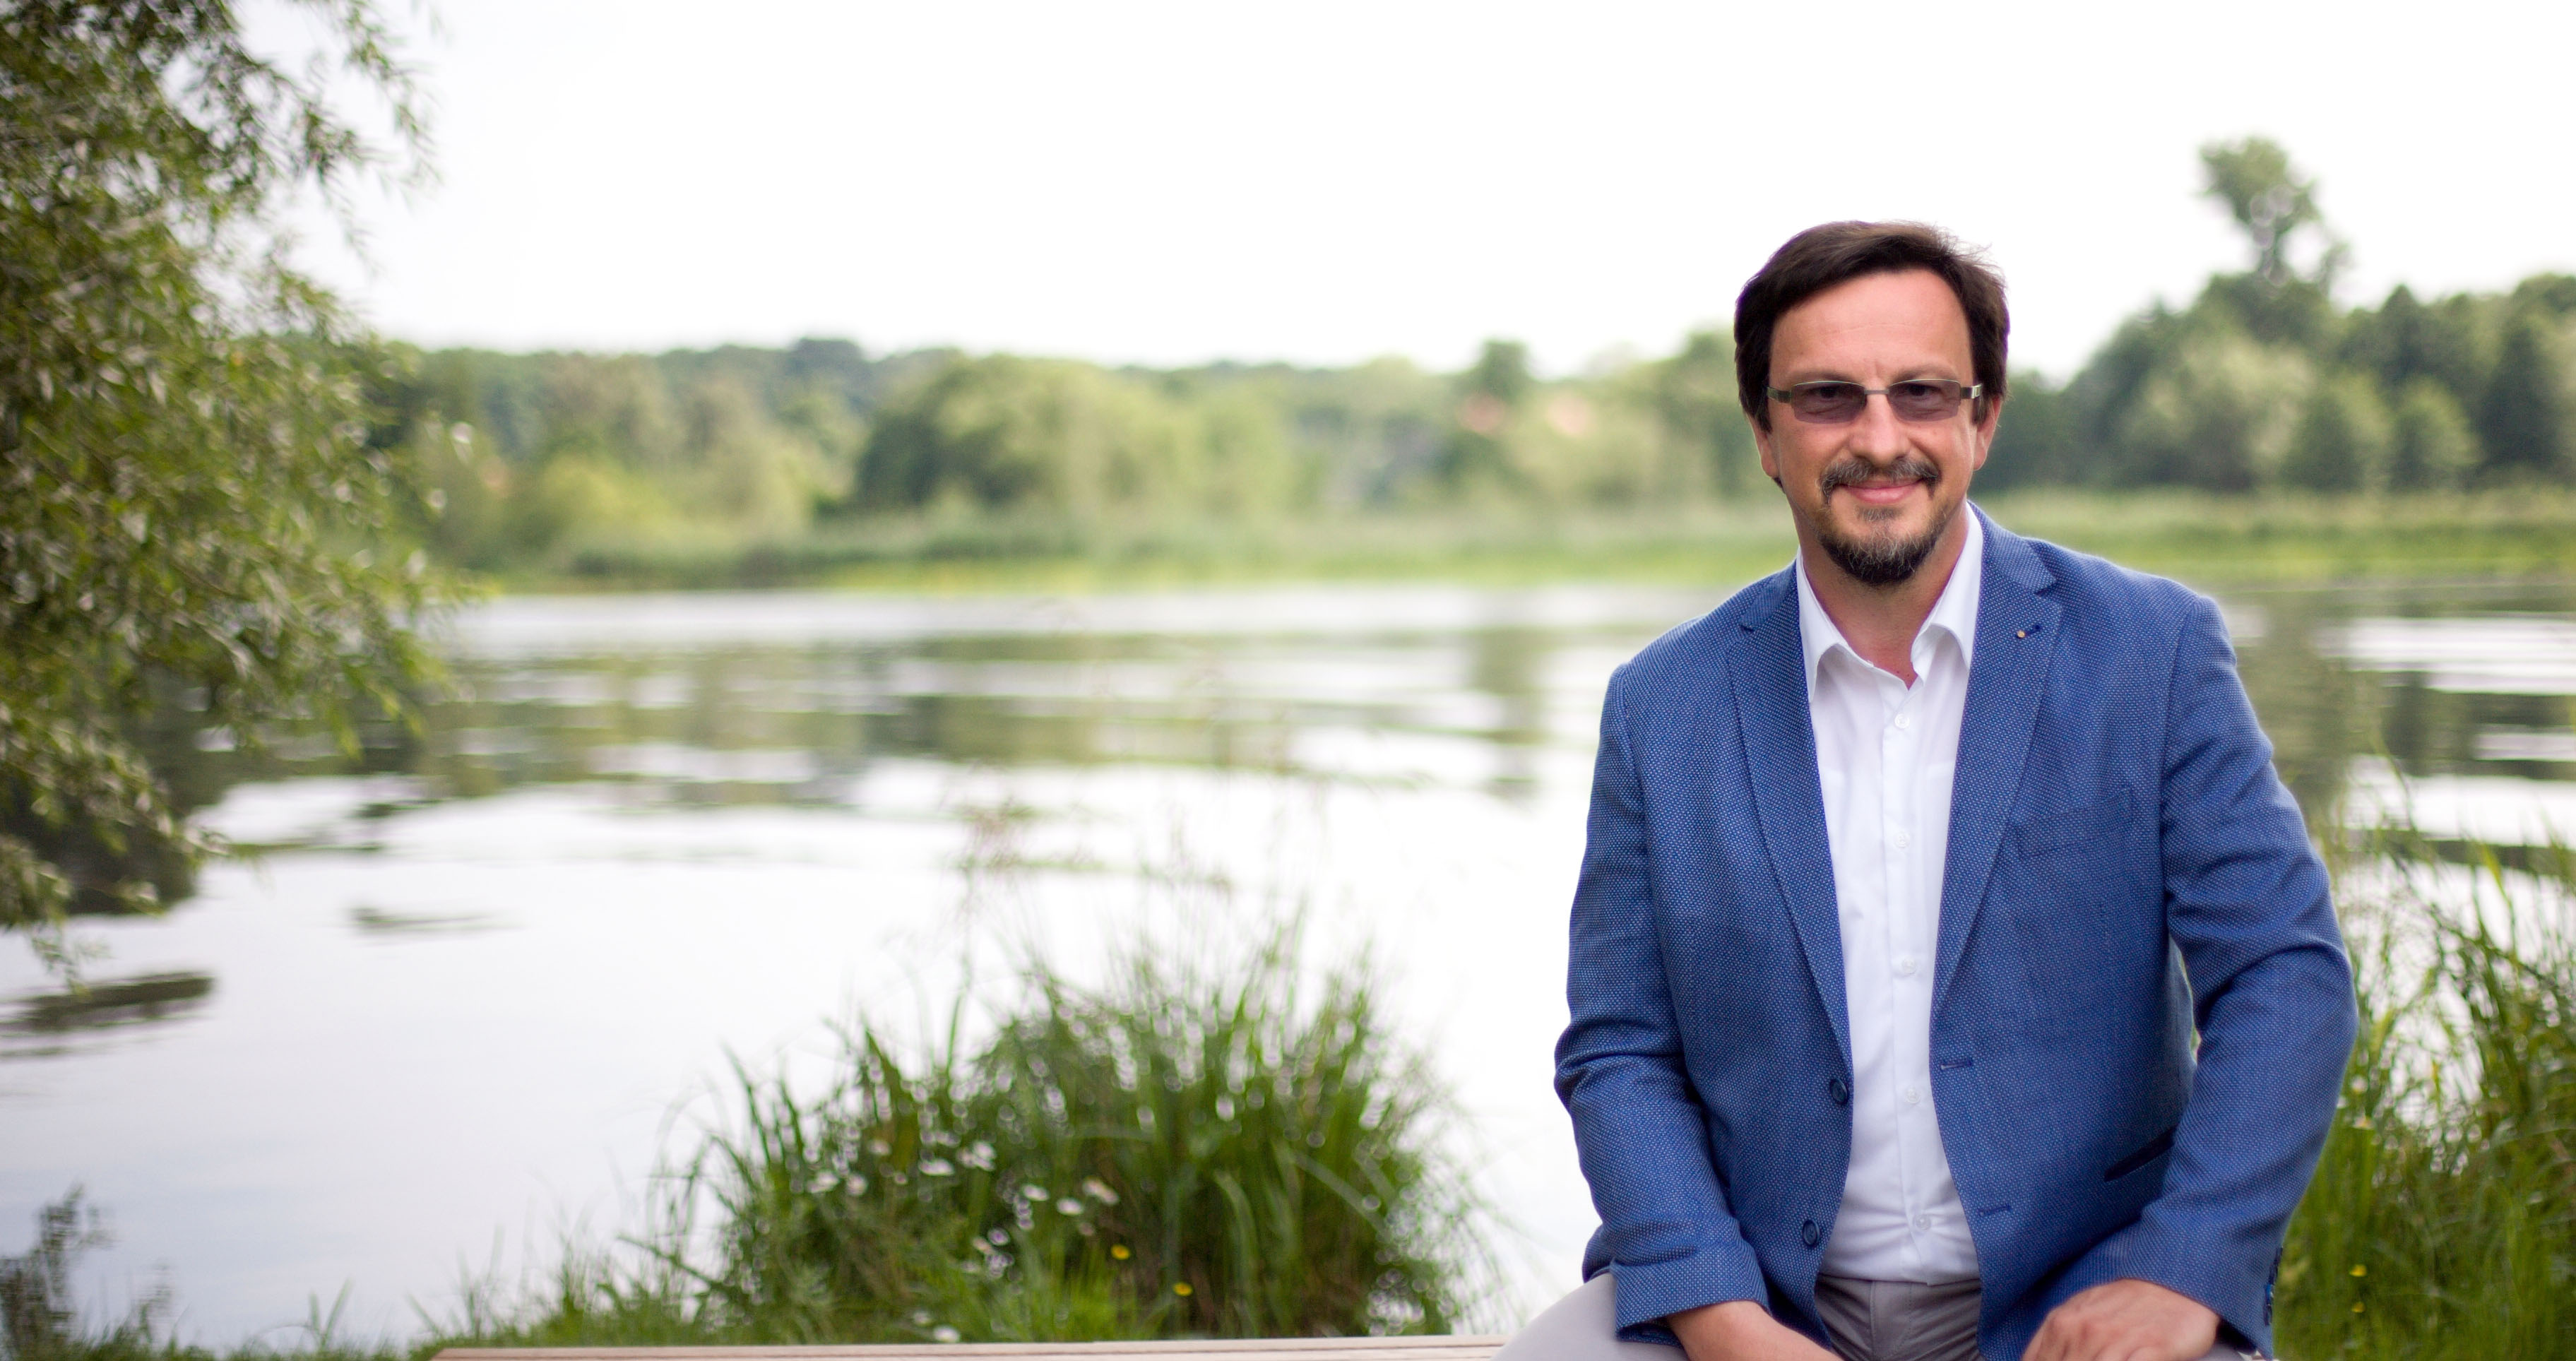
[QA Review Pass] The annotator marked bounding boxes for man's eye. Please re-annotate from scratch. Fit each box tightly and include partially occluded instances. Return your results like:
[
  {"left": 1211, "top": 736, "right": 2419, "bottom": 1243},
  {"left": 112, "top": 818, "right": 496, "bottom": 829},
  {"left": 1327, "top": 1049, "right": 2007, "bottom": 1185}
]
[{"left": 1891, "top": 382, "right": 1941, "bottom": 399}]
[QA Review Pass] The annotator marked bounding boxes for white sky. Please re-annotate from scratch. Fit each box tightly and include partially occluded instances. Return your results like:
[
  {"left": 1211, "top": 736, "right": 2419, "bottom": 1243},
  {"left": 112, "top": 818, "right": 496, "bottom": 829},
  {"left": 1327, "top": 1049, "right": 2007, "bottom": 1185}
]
[{"left": 305, "top": 0, "right": 2576, "bottom": 380}]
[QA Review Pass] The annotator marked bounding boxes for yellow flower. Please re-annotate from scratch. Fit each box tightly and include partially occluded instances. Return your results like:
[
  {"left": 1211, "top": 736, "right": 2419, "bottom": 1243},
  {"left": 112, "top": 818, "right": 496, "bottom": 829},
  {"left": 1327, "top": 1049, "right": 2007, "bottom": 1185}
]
[
  {"left": 2353, "top": 1302, "right": 2366, "bottom": 1314},
  {"left": 2349, "top": 1264, "right": 2366, "bottom": 1277},
  {"left": 1174, "top": 1282, "right": 1194, "bottom": 1297},
  {"left": 1110, "top": 1244, "right": 1131, "bottom": 1260}
]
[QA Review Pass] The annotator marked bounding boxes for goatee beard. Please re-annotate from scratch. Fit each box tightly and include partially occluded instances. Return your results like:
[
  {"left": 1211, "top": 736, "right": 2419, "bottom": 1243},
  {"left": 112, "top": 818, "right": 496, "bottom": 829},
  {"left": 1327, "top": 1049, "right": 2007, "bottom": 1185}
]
[{"left": 1816, "top": 455, "right": 1950, "bottom": 587}]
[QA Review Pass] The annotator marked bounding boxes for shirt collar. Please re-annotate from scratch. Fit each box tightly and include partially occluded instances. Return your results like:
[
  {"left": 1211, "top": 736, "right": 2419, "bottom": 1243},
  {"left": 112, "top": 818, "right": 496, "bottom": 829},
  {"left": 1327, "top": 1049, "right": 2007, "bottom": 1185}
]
[{"left": 1794, "top": 504, "right": 1986, "bottom": 686}]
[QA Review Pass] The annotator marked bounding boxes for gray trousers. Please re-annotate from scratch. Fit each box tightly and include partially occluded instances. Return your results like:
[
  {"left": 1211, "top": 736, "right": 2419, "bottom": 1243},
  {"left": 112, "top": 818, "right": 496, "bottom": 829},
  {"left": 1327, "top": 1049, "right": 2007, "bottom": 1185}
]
[{"left": 1490, "top": 1272, "right": 2262, "bottom": 1361}]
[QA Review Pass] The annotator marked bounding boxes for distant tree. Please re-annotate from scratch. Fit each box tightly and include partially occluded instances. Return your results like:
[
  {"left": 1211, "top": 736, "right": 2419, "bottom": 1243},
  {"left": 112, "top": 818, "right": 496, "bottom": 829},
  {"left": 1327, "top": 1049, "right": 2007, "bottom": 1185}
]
[
  {"left": 2110, "top": 323, "right": 2313, "bottom": 492},
  {"left": 0, "top": 0, "right": 446, "bottom": 966},
  {"left": 1649, "top": 330, "right": 1755, "bottom": 498},
  {"left": 2282, "top": 372, "right": 2392, "bottom": 493},
  {"left": 2508, "top": 273, "right": 2576, "bottom": 319},
  {"left": 855, "top": 355, "right": 1266, "bottom": 518},
  {"left": 1979, "top": 370, "right": 2081, "bottom": 493},
  {"left": 1439, "top": 339, "right": 1533, "bottom": 492},
  {"left": 2476, "top": 309, "right": 2573, "bottom": 480},
  {"left": 1464, "top": 339, "right": 1533, "bottom": 405},
  {"left": 2200, "top": 136, "right": 2344, "bottom": 290},
  {"left": 2386, "top": 378, "right": 2478, "bottom": 492}
]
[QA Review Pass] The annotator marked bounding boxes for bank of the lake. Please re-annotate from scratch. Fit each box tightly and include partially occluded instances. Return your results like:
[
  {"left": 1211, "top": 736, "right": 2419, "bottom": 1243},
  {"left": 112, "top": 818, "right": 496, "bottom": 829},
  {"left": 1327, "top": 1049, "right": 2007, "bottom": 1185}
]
[{"left": 490, "top": 492, "right": 2576, "bottom": 595}]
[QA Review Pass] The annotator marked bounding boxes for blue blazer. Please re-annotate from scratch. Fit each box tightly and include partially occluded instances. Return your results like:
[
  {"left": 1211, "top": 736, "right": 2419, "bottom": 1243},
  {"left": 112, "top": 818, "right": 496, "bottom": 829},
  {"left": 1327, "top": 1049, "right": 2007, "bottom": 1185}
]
[{"left": 1554, "top": 511, "right": 2355, "bottom": 1359}]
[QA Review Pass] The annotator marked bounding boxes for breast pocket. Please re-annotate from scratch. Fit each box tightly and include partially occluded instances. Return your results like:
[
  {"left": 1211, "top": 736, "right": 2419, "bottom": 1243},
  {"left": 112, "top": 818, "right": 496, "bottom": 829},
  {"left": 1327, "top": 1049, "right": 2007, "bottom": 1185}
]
[{"left": 1998, "top": 788, "right": 2146, "bottom": 954}]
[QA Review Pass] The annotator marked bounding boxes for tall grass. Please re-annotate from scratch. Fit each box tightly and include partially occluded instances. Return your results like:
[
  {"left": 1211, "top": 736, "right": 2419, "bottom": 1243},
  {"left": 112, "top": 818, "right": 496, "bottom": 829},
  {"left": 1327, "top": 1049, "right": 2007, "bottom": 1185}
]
[
  {"left": 2278, "top": 824, "right": 2576, "bottom": 1357},
  {"left": 448, "top": 930, "right": 1488, "bottom": 1345}
]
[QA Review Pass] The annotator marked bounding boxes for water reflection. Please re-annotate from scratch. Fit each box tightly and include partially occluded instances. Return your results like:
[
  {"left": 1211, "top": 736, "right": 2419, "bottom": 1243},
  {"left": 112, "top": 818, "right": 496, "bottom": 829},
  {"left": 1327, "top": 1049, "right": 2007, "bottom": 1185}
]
[
  {"left": 176, "top": 579, "right": 2553, "bottom": 853},
  {"left": 1, "top": 971, "right": 215, "bottom": 1059}
]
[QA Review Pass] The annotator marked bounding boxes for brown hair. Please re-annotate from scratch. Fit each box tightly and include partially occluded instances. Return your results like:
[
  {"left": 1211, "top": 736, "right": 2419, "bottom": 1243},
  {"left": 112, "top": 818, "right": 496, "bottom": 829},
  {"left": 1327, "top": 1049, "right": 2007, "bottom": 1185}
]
[{"left": 1733, "top": 221, "right": 2009, "bottom": 429}]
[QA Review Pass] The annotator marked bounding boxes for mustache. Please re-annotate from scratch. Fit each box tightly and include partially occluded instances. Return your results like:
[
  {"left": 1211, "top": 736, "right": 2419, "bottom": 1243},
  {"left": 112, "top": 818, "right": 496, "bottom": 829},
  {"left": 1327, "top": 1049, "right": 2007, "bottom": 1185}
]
[{"left": 1820, "top": 455, "right": 1941, "bottom": 497}]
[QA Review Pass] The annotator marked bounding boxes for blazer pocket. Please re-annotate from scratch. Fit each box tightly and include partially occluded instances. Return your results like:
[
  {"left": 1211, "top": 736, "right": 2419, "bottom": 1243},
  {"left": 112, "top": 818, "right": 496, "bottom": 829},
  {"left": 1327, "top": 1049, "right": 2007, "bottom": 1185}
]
[
  {"left": 2103, "top": 1124, "right": 2176, "bottom": 1180},
  {"left": 2011, "top": 789, "right": 2135, "bottom": 858}
]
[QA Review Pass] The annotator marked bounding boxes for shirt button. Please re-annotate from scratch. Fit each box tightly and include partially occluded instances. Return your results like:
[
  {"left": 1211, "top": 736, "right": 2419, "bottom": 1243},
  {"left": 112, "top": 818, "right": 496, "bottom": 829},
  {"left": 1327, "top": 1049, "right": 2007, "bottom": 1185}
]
[
  {"left": 1893, "top": 713, "right": 1911, "bottom": 730},
  {"left": 1894, "top": 954, "right": 1918, "bottom": 977},
  {"left": 1901, "top": 1084, "right": 1923, "bottom": 1106},
  {"left": 1913, "top": 1213, "right": 1934, "bottom": 1232},
  {"left": 1892, "top": 831, "right": 1911, "bottom": 850}
]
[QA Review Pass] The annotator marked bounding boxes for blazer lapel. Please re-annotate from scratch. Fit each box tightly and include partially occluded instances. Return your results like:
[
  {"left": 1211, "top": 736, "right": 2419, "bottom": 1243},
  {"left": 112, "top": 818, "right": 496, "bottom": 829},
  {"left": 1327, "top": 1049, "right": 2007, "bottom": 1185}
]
[
  {"left": 1728, "top": 573, "right": 1851, "bottom": 1064},
  {"left": 1934, "top": 511, "right": 2062, "bottom": 1013}
]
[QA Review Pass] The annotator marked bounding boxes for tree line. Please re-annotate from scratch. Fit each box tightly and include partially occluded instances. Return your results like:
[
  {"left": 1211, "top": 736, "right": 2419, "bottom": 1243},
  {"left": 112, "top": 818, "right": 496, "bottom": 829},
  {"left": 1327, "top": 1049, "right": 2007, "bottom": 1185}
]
[
  {"left": 1988, "top": 141, "right": 2576, "bottom": 497},
  {"left": 379, "top": 138, "right": 2576, "bottom": 574}
]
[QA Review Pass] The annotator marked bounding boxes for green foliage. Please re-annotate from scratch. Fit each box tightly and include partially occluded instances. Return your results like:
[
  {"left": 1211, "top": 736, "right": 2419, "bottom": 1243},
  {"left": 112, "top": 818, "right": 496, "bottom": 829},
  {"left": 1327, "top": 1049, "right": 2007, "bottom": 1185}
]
[
  {"left": 2476, "top": 309, "right": 2573, "bottom": 481},
  {"left": 1643, "top": 330, "right": 1759, "bottom": 499},
  {"left": 854, "top": 354, "right": 1290, "bottom": 521},
  {"left": 2041, "top": 141, "right": 2576, "bottom": 497},
  {"left": 2278, "top": 828, "right": 2576, "bottom": 1357},
  {"left": 2110, "top": 319, "right": 2313, "bottom": 492},
  {"left": 377, "top": 344, "right": 882, "bottom": 571},
  {"left": 0, "top": 0, "right": 449, "bottom": 963},
  {"left": 2200, "top": 136, "right": 2341, "bottom": 289},
  {"left": 2386, "top": 379, "right": 2479, "bottom": 492},
  {"left": 417, "top": 937, "right": 1488, "bottom": 1345},
  {"left": 2285, "top": 370, "right": 2393, "bottom": 493},
  {"left": 1, "top": 1189, "right": 105, "bottom": 1360}
]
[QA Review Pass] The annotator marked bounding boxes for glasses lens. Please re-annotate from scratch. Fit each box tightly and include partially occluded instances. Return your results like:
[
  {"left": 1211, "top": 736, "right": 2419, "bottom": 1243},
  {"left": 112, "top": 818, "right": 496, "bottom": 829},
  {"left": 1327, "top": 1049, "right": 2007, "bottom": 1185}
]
[
  {"left": 1887, "top": 381, "right": 1965, "bottom": 421},
  {"left": 1788, "top": 382, "right": 1868, "bottom": 422}
]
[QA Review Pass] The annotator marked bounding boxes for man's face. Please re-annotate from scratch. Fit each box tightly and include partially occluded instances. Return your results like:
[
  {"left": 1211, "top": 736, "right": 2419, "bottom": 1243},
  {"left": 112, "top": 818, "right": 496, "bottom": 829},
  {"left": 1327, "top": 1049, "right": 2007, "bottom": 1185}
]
[{"left": 1752, "top": 268, "right": 1998, "bottom": 587}]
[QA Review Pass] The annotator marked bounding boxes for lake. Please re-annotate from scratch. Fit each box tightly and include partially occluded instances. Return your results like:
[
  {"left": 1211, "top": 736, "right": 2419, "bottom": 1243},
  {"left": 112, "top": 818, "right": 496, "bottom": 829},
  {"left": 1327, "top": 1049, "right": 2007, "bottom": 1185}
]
[{"left": 4, "top": 569, "right": 2573, "bottom": 1342}]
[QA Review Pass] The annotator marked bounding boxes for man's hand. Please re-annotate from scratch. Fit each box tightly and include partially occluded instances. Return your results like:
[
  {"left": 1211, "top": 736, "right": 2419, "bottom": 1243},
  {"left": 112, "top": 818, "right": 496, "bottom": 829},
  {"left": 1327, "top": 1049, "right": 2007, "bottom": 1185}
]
[
  {"left": 1667, "top": 1300, "right": 1840, "bottom": 1361},
  {"left": 2026, "top": 1277, "right": 2221, "bottom": 1361}
]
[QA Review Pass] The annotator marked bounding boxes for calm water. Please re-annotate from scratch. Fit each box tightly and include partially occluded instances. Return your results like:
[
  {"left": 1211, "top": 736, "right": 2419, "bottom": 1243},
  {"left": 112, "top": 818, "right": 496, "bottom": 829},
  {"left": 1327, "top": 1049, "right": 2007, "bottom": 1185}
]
[{"left": 4, "top": 574, "right": 2573, "bottom": 1341}]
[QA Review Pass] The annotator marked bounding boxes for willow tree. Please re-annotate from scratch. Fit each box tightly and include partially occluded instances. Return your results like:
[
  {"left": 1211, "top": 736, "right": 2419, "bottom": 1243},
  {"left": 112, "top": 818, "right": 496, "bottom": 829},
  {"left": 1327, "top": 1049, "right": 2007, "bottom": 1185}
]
[{"left": 1, "top": 1, "right": 447, "bottom": 968}]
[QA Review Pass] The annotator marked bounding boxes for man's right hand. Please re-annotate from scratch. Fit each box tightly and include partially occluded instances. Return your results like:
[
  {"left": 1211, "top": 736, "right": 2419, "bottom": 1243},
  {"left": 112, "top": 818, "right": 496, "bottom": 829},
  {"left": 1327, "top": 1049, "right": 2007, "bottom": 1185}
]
[{"left": 1667, "top": 1300, "right": 1841, "bottom": 1361}]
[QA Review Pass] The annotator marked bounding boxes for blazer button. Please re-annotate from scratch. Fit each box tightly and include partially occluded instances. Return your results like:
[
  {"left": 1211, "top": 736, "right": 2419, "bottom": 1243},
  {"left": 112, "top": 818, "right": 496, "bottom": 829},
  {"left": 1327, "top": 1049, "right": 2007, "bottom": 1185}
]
[
  {"left": 1828, "top": 1077, "right": 1850, "bottom": 1105},
  {"left": 1800, "top": 1220, "right": 1820, "bottom": 1248}
]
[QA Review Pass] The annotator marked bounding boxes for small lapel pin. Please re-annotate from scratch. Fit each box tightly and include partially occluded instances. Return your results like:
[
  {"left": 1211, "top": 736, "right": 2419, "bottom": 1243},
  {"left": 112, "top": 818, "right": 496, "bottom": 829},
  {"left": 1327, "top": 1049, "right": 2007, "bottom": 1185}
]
[{"left": 2015, "top": 629, "right": 2027, "bottom": 638}]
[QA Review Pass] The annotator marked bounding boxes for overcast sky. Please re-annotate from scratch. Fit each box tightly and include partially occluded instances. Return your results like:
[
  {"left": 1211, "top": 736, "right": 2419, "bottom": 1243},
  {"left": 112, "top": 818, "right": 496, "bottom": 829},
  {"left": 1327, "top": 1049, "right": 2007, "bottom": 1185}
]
[{"left": 302, "top": 0, "right": 2576, "bottom": 379}]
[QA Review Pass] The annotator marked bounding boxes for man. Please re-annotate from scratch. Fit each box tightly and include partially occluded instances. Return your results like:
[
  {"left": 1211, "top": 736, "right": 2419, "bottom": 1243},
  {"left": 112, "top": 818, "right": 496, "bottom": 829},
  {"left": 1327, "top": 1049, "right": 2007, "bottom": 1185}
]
[{"left": 1500, "top": 223, "right": 2355, "bottom": 1361}]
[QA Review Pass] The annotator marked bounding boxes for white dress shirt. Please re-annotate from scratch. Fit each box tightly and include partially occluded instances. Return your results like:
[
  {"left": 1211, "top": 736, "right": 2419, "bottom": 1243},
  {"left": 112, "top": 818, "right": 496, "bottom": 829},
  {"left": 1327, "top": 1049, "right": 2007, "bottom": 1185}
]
[{"left": 1796, "top": 509, "right": 1985, "bottom": 1284}]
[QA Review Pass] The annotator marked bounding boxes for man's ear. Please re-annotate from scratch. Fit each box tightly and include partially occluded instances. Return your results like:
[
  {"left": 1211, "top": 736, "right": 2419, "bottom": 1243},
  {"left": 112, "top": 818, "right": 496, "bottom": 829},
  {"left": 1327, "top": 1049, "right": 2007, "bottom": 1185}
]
[
  {"left": 1969, "top": 394, "right": 2005, "bottom": 474},
  {"left": 1752, "top": 412, "right": 1780, "bottom": 484}
]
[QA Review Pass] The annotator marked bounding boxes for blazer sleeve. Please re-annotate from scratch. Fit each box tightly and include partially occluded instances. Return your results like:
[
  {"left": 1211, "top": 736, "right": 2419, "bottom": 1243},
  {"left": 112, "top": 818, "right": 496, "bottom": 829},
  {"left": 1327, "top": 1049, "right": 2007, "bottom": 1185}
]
[
  {"left": 2068, "top": 593, "right": 2358, "bottom": 1348},
  {"left": 1554, "top": 667, "right": 1771, "bottom": 1335}
]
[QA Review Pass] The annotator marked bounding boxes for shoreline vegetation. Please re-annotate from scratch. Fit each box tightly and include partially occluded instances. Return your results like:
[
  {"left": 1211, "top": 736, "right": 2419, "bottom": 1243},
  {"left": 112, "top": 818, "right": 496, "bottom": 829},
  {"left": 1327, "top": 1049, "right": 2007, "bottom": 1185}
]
[
  {"left": 5, "top": 819, "right": 2569, "bottom": 1359},
  {"left": 468, "top": 490, "right": 2576, "bottom": 596}
]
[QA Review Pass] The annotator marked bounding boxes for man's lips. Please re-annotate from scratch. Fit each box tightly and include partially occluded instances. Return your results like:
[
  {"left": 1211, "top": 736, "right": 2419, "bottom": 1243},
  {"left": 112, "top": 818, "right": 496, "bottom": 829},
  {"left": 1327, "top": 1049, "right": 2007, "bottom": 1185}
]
[{"left": 1833, "top": 477, "right": 1924, "bottom": 506}]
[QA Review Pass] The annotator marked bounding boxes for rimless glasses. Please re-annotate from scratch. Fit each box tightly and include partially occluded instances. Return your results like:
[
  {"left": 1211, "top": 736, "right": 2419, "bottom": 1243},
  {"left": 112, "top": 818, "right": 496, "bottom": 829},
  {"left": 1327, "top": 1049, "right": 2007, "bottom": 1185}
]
[{"left": 1766, "top": 379, "right": 1983, "bottom": 424}]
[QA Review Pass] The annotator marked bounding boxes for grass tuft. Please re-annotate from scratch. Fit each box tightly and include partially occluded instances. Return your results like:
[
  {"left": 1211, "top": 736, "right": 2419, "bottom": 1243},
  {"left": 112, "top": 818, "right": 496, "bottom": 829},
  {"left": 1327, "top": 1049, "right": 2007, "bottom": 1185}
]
[
  {"left": 2277, "top": 822, "right": 2576, "bottom": 1357},
  {"left": 437, "top": 928, "right": 1490, "bottom": 1345}
]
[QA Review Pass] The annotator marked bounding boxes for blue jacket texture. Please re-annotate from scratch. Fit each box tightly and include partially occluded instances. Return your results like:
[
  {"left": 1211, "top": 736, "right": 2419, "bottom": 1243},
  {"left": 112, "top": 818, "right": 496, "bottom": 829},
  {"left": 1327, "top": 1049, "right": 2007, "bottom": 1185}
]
[{"left": 1553, "top": 510, "right": 2356, "bottom": 1359}]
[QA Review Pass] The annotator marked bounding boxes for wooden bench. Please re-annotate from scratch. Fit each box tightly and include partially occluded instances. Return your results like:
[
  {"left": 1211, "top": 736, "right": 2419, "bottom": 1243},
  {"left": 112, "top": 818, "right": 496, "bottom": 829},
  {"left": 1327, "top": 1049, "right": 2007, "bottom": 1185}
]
[{"left": 434, "top": 1342, "right": 1506, "bottom": 1360}]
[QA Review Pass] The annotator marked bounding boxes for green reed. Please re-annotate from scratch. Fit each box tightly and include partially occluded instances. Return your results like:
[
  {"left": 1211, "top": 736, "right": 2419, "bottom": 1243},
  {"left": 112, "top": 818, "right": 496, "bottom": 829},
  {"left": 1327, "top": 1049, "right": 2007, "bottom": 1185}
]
[
  {"left": 2277, "top": 823, "right": 2576, "bottom": 1358},
  {"left": 432, "top": 929, "right": 1488, "bottom": 1346}
]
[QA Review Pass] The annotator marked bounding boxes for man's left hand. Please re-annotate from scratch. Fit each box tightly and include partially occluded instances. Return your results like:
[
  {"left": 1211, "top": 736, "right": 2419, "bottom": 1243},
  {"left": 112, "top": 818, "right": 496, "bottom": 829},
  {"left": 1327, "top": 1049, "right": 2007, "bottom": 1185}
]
[{"left": 2025, "top": 1277, "right": 2221, "bottom": 1361}]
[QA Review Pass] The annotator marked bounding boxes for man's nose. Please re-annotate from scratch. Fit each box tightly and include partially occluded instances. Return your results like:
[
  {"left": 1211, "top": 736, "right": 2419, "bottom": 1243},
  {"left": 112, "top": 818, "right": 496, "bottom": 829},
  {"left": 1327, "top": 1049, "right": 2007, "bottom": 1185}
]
[{"left": 1845, "top": 391, "right": 1910, "bottom": 458}]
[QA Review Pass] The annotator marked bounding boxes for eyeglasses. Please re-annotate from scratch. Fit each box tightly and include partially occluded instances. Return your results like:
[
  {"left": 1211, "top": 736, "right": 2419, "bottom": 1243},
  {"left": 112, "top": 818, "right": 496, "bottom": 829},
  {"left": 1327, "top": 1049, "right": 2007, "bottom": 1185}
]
[{"left": 1765, "top": 379, "right": 1983, "bottom": 424}]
